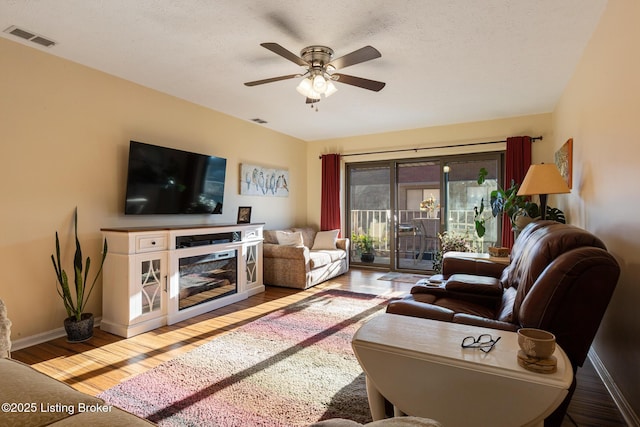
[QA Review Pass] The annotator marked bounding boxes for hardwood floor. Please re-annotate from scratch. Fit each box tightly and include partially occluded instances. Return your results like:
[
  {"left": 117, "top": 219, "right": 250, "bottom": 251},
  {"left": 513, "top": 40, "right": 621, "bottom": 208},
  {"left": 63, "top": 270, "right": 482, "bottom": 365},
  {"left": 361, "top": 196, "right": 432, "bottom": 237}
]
[
  {"left": 11, "top": 269, "right": 627, "bottom": 426},
  {"left": 564, "top": 357, "right": 628, "bottom": 426}
]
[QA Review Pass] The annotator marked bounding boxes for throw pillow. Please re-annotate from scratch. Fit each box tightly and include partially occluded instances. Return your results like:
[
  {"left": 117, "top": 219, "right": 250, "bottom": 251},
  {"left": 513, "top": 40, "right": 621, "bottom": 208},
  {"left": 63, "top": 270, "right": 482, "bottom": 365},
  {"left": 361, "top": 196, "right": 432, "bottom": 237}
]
[
  {"left": 275, "top": 230, "right": 304, "bottom": 247},
  {"left": 291, "top": 227, "right": 317, "bottom": 248},
  {"left": 263, "top": 230, "right": 280, "bottom": 244},
  {"left": 312, "top": 229, "right": 340, "bottom": 250}
]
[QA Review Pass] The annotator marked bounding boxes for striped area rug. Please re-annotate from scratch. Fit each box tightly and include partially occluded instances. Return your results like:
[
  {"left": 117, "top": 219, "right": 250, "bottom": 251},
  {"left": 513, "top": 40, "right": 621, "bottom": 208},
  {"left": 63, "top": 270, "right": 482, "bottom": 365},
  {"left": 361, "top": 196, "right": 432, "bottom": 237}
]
[{"left": 98, "top": 289, "right": 393, "bottom": 426}]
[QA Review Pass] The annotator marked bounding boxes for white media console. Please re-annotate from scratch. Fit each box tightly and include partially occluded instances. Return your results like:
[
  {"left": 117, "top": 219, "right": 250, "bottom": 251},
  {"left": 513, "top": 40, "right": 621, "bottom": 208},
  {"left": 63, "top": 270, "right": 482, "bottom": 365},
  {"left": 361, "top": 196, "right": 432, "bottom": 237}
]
[{"left": 101, "top": 223, "right": 264, "bottom": 338}]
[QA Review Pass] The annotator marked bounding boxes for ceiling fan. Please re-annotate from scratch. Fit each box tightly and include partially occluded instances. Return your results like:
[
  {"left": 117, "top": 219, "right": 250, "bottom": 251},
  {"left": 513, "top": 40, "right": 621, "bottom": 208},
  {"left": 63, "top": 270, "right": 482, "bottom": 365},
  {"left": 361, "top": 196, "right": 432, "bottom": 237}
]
[{"left": 244, "top": 43, "right": 385, "bottom": 104}]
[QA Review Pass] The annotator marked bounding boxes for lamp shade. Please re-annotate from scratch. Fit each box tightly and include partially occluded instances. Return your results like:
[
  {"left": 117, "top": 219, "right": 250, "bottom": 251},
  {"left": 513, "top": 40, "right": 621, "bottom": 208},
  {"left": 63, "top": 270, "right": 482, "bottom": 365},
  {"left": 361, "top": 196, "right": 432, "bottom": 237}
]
[{"left": 517, "top": 163, "right": 570, "bottom": 196}]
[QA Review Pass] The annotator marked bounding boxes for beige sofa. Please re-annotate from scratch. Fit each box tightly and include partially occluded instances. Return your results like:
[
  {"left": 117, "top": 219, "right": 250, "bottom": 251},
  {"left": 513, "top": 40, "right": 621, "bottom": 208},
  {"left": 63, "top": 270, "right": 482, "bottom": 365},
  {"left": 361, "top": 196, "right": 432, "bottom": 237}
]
[
  {"left": 263, "top": 227, "right": 349, "bottom": 289},
  {"left": 0, "top": 299, "right": 154, "bottom": 426}
]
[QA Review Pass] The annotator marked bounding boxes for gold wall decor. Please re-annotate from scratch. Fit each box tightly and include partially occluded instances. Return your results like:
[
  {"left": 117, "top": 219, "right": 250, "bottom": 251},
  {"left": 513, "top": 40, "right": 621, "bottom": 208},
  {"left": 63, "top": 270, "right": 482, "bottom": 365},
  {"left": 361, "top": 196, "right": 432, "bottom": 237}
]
[{"left": 555, "top": 138, "right": 573, "bottom": 189}]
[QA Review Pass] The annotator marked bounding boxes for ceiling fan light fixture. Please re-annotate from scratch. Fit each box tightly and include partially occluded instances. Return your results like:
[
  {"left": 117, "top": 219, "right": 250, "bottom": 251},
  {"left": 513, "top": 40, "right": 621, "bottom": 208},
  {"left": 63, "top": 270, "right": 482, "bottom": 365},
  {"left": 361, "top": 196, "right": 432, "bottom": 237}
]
[
  {"left": 296, "top": 77, "right": 323, "bottom": 99},
  {"left": 312, "top": 74, "right": 327, "bottom": 93},
  {"left": 324, "top": 81, "right": 338, "bottom": 97},
  {"left": 296, "top": 78, "right": 313, "bottom": 96},
  {"left": 297, "top": 75, "right": 336, "bottom": 99}
]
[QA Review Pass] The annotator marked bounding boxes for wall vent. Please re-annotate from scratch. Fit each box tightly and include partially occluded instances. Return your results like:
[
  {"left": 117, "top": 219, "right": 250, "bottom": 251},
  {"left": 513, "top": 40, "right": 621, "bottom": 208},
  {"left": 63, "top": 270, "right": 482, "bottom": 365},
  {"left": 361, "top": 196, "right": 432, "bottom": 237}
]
[
  {"left": 3, "top": 25, "right": 56, "bottom": 48},
  {"left": 251, "top": 118, "right": 268, "bottom": 124}
]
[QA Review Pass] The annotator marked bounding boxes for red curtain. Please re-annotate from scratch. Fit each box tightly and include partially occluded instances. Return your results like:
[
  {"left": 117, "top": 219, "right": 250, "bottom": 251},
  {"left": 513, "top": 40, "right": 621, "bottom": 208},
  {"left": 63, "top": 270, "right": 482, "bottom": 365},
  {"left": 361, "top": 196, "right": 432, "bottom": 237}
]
[
  {"left": 320, "top": 154, "right": 341, "bottom": 233},
  {"left": 501, "top": 136, "right": 532, "bottom": 248}
]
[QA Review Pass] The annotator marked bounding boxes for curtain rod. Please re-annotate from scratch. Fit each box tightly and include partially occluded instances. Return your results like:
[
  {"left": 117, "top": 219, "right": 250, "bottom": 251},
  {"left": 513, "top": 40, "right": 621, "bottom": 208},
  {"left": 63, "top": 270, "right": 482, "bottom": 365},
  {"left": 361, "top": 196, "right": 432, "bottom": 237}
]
[{"left": 318, "top": 136, "right": 543, "bottom": 159}]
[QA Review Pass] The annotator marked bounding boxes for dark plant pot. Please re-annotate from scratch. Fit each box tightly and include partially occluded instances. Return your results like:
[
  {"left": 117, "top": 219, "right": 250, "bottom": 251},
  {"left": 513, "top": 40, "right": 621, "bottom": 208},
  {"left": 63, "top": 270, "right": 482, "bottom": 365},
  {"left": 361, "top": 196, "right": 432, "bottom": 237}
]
[
  {"left": 360, "top": 253, "right": 375, "bottom": 263},
  {"left": 64, "top": 313, "right": 94, "bottom": 343}
]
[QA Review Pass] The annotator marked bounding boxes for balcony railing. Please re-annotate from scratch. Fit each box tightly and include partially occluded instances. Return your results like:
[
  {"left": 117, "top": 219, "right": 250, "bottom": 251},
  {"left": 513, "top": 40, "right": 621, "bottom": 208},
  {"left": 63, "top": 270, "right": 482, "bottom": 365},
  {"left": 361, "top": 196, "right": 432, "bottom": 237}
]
[{"left": 350, "top": 209, "right": 495, "bottom": 256}]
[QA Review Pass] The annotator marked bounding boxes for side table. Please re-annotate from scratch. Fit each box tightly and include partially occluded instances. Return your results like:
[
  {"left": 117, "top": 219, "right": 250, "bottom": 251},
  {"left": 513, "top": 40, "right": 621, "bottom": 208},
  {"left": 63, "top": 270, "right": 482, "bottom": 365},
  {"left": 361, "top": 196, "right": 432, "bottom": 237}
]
[
  {"left": 352, "top": 313, "right": 573, "bottom": 427},
  {"left": 444, "top": 250, "right": 511, "bottom": 265}
]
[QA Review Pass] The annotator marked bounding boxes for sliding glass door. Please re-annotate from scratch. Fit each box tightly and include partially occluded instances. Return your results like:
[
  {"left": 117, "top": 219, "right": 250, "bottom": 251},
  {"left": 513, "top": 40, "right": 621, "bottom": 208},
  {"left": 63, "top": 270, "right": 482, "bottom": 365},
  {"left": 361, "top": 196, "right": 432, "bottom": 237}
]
[
  {"left": 346, "top": 153, "right": 502, "bottom": 272},
  {"left": 396, "top": 161, "right": 442, "bottom": 271},
  {"left": 347, "top": 162, "right": 391, "bottom": 268}
]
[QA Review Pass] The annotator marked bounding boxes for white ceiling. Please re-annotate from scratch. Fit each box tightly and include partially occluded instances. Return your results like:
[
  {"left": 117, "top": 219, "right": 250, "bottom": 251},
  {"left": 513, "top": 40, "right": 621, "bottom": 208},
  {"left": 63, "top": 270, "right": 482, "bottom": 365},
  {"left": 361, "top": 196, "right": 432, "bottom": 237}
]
[{"left": 1, "top": 0, "right": 607, "bottom": 141}]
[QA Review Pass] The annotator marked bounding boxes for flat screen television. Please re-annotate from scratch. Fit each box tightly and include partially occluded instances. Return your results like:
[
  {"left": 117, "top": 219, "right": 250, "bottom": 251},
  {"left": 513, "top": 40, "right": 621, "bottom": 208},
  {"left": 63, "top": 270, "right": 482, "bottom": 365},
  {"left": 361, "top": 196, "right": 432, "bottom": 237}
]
[{"left": 124, "top": 141, "right": 227, "bottom": 215}]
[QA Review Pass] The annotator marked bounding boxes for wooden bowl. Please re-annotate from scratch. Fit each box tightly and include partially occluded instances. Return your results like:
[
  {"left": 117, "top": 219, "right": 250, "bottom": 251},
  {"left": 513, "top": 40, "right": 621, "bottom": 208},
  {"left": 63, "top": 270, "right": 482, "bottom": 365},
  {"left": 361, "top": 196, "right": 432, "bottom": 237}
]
[{"left": 517, "top": 328, "right": 556, "bottom": 359}]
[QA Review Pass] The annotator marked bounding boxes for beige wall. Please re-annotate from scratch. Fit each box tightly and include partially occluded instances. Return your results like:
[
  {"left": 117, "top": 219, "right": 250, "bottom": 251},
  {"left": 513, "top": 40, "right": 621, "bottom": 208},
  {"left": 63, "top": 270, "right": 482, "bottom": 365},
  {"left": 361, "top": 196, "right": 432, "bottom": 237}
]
[
  {"left": 0, "top": 37, "right": 307, "bottom": 341},
  {"left": 551, "top": 0, "right": 640, "bottom": 415},
  {"left": 306, "top": 114, "right": 553, "bottom": 228}
]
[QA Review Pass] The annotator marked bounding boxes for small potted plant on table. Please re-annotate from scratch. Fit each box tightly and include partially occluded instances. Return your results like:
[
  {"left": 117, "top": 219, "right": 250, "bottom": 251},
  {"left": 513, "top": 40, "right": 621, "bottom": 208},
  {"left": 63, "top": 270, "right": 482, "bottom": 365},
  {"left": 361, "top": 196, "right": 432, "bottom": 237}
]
[{"left": 51, "top": 208, "right": 108, "bottom": 342}]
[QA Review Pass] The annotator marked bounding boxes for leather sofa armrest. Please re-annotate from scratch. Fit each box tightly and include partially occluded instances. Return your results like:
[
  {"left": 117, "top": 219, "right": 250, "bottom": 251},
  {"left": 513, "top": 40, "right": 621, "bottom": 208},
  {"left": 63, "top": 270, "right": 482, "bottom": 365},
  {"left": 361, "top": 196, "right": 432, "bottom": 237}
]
[
  {"left": 263, "top": 243, "right": 310, "bottom": 261},
  {"left": 452, "top": 313, "right": 519, "bottom": 332},
  {"left": 445, "top": 274, "right": 503, "bottom": 296},
  {"left": 411, "top": 274, "right": 502, "bottom": 297},
  {"left": 410, "top": 283, "right": 447, "bottom": 295},
  {"left": 442, "top": 255, "right": 508, "bottom": 278},
  {"left": 386, "top": 299, "right": 455, "bottom": 322},
  {"left": 410, "top": 274, "right": 503, "bottom": 309}
]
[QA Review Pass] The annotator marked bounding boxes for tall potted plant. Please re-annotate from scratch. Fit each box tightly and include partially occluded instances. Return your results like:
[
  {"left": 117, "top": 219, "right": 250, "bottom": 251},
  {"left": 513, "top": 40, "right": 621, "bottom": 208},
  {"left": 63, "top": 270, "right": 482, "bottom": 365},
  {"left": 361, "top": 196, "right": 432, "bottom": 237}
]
[
  {"left": 473, "top": 168, "right": 565, "bottom": 239},
  {"left": 51, "top": 208, "right": 108, "bottom": 342},
  {"left": 473, "top": 168, "right": 539, "bottom": 238}
]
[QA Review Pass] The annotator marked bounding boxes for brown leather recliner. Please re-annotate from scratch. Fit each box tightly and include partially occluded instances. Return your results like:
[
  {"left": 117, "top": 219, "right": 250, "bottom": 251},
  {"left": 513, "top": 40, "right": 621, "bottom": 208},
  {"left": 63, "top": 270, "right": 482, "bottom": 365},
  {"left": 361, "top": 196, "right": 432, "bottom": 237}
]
[{"left": 386, "top": 220, "right": 620, "bottom": 426}]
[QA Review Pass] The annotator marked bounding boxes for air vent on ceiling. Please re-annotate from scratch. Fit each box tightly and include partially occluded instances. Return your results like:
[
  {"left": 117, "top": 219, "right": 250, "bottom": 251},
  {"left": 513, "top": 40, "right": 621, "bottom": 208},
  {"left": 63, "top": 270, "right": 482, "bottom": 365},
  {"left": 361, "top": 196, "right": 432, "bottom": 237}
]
[
  {"left": 3, "top": 25, "right": 56, "bottom": 48},
  {"left": 251, "top": 118, "right": 268, "bottom": 124}
]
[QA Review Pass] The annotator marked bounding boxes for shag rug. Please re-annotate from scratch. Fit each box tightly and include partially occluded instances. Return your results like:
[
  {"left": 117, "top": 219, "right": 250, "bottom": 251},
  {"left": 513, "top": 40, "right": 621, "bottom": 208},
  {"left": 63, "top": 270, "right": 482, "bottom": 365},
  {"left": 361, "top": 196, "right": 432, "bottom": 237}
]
[
  {"left": 377, "top": 272, "right": 429, "bottom": 283},
  {"left": 98, "top": 289, "right": 393, "bottom": 426}
]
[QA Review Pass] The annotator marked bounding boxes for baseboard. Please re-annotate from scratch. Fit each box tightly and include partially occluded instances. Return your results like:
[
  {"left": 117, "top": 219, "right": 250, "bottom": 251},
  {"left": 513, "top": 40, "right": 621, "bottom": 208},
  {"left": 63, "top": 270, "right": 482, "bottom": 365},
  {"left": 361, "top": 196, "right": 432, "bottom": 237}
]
[
  {"left": 589, "top": 347, "right": 640, "bottom": 426},
  {"left": 11, "top": 316, "right": 102, "bottom": 352}
]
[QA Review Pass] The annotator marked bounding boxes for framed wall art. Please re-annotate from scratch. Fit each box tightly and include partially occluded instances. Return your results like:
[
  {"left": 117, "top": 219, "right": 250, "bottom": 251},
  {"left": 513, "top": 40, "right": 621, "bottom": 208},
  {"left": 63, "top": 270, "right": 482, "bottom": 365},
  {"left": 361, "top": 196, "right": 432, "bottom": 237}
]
[
  {"left": 555, "top": 138, "right": 573, "bottom": 189},
  {"left": 240, "top": 163, "right": 289, "bottom": 197},
  {"left": 237, "top": 206, "right": 252, "bottom": 224}
]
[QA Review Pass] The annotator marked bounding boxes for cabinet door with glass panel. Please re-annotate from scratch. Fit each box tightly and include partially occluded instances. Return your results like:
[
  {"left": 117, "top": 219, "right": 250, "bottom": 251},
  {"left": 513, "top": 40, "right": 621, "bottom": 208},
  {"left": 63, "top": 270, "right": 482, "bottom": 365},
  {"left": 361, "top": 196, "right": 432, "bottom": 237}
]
[{"left": 132, "top": 252, "right": 167, "bottom": 323}]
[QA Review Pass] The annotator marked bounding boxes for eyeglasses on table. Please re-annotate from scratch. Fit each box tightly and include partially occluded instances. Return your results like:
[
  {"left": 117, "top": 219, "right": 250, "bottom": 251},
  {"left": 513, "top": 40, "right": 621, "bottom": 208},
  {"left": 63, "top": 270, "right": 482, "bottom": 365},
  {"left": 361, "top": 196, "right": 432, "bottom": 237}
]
[{"left": 461, "top": 334, "right": 501, "bottom": 353}]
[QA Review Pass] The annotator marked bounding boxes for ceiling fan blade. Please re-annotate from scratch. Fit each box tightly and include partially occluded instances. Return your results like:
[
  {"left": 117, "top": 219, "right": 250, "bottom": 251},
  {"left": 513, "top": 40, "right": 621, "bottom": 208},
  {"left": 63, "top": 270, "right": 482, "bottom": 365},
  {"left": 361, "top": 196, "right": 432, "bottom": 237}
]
[
  {"left": 328, "top": 46, "right": 381, "bottom": 70},
  {"left": 260, "top": 42, "right": 309, "bottom": 67},
  {"left": 332, "top": 73, "right": 386, "bottom": 92},
  {"left": 244, "top": 74, "right": 300, "bottom": 86}
]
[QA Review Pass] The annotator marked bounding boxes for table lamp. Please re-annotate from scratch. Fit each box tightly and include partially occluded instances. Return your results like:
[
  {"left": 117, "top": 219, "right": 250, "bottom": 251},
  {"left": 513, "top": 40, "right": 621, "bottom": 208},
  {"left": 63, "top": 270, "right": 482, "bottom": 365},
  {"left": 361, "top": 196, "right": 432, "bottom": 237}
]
[{"left": 517, "top": 163, "right": 570, "bottom": 220}]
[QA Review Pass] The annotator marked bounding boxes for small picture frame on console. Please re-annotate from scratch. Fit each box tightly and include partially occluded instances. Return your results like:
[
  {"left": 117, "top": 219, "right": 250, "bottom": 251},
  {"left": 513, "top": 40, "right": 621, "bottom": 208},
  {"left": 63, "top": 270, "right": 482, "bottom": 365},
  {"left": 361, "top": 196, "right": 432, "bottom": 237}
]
[{"left": 237, "top": 206, "right": 252, "bottom": 224}]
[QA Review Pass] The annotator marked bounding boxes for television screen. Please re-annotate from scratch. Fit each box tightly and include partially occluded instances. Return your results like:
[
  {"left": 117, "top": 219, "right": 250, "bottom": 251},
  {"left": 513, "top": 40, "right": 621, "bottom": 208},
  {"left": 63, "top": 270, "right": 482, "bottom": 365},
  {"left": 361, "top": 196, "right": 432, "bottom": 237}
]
[{"left": 124, "top": 141, "right": 227, "bottom": 215}]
